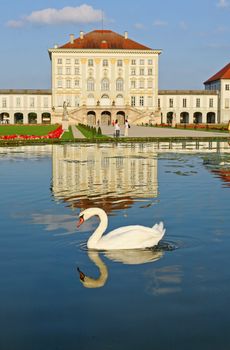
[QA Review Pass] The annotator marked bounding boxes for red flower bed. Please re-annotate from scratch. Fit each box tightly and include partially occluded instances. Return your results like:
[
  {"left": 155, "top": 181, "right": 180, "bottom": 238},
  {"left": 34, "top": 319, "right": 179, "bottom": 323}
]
[{"left": 0, "top": 125, "right": 63, "bottom": 140}]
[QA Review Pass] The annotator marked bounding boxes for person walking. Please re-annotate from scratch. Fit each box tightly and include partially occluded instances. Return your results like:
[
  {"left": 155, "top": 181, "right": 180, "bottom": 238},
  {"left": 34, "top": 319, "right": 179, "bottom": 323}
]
[
  {"left": 124, "top": 119, "right": 129, "bottom": 137},
  {"left": 114, "top": 119, "right": 120, "bottom": 137}
]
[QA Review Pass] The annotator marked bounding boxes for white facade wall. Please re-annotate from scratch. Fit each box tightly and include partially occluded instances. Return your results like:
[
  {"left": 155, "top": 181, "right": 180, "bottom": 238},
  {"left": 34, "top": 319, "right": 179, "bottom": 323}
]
[
  {"left": 220, "top": 80, "right": 230, "bottom": 123},
  {"left": 159, "top": 91, "right": 218, "bottom": 124},
  {"left": 49, "top": 48, "right": 161, "bottom": 116},
  {"left": 0, "top": 91, "right": 52, "bottom": 123}
]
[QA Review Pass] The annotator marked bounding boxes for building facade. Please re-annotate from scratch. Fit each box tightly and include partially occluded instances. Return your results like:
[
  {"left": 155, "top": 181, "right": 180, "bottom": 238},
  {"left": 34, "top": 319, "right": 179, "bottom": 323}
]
[
  {"left": 48, "top": 30, "right": 161, "bottom": 125},
  {"left": 0, "top": 30, "right": 229, "bottom": 125},
  {"left": 0, "top": 89, "right": 52, "bottom": 124}
]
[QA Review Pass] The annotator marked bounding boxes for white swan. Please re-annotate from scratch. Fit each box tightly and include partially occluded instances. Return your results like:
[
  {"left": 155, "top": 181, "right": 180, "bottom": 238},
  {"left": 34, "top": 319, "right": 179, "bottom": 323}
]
[{"left": 77, "top": 207, "right": 165, "bottom": 250}]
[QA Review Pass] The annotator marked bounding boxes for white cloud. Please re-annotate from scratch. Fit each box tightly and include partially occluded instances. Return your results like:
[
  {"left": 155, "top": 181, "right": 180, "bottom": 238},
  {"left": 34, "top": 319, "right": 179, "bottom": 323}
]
[
  {"left": 7, "top": 20, "right": 24, "bottom": 28},
  {"left": 153, "top": 20, "right": 168, "bottom": 27},
  {"left": 217, "top": 0, "right": 229, "bottom": 7},
  {"left": 134, "top": 22, "right": 145, "bottom": 30},
  {"left": 6, "top": 4, "right": 103, "bottom": 27}
]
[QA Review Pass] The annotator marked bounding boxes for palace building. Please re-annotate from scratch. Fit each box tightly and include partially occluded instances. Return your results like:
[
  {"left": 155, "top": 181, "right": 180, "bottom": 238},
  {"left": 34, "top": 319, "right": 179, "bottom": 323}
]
[{"left": 0, "top": 29, "right": 229, "bottom": 125}]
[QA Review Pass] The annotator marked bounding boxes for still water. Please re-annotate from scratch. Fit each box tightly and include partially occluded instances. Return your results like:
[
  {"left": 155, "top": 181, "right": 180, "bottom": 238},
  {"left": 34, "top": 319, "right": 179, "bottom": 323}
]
[{"left": 0, "top": 141, "right": 230, "bottom": 350}]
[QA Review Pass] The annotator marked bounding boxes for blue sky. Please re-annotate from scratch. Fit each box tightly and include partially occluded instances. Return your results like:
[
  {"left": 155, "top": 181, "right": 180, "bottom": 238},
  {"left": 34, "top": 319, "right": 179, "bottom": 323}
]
[{"left": 1, "top": 0, "right": 230, "bottom": 89}]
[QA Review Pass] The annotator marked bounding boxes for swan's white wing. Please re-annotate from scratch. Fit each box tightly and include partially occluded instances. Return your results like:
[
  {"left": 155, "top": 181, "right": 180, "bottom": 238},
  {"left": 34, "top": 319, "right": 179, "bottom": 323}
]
[{"left": 96, "top": 224, "right": 165, "bottom": 250}]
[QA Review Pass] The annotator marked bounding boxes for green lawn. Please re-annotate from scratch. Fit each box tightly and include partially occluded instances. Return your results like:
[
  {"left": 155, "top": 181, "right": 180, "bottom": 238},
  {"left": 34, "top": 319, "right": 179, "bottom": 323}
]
[
  {"left": 61, "top": 126, "right": 75, "bottom": 140},
  {"left": 0, "top": 125, "right": 58, "bottom": 136},
  {"left": 77, "top": 124, "right": 110, "bottom": 139}
]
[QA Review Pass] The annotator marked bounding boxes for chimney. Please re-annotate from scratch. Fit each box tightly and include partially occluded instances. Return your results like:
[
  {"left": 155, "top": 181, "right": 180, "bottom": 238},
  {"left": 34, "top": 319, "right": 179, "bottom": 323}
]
[
  {"left": 80, "top": 31, "right": 84, "bottom": 39},
  {"left": 124, "top": 31, "right": 128, "bottom": 39},
  {"left": 70, "top": 34, "right": 74, "bottom": 44}
]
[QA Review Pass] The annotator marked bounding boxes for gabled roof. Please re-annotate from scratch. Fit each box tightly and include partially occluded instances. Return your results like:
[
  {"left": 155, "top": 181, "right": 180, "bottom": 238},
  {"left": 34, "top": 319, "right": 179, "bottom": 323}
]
[
  {"left": 59, "top": 30, "right": 152, "bottom": 50},
  {"left": 204, "top": 63, "right": 230, "bottom": 84}
]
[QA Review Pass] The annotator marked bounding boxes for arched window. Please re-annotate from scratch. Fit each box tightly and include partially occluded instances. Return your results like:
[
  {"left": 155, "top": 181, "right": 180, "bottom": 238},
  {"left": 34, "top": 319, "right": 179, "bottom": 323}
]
[
  {"left": 101, "top": 78, "right": 110, "bottom": 91},
  {"left": 101, "top": 94, "right": 109, "bottom": 99},
  {"left": 87, "top": 78, "right": 94, "bottom": 91},
  {"left": 116, "top": 78, "right": 124, "bottom": 91}
]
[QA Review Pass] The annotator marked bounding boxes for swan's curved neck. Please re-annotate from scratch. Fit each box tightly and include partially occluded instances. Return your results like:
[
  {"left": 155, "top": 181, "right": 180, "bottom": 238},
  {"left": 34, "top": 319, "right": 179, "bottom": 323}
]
[
  {"left": 83, "top": 251, "right": 108, "bottom": 288},
  {"left": 87, "top": 209, "right": 108, "bottom": 249}
]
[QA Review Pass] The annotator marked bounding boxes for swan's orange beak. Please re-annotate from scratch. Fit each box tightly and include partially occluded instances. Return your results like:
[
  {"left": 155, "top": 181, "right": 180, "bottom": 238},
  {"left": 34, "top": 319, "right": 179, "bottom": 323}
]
[{"left": 77, "top": 215, "right": 84, "bottom": 228}]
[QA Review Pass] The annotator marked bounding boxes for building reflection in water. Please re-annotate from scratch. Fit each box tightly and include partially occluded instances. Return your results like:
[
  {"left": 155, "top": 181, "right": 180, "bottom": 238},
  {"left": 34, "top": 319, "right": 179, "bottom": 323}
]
[
  {"left": 51, "top": 141, "right": 230, "bottom": 211},
  {"left": 51, "top": 143, "right": 158, "bottom": 212}
]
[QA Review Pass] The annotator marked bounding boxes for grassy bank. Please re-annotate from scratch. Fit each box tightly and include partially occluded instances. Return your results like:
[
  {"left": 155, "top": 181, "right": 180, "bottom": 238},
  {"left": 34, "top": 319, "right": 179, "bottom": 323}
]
[
  {"left": 0, "top": 124, "right": 58, "bottom": 135},
  {"left": 0, "top": 124, "right": 229, "bottom": 146},
  {"left": 77, "top": 124, "right": 110, "bottom": 139}
]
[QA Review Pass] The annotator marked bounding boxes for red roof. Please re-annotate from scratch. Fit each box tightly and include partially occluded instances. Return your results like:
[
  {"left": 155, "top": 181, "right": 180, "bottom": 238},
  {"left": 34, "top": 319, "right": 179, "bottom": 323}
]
[
  {"left": 204, "top": 62, "right": 230, "bottom": 84},
  {"left": 60, "top": 30, "right": 151, "bottom": 50}
]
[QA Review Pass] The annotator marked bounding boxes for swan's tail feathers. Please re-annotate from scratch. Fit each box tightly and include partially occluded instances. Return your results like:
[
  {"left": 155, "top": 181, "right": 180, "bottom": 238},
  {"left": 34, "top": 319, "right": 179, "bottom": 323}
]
[{"left": 152, "top": 221, "right": 166, "bottom": 239}]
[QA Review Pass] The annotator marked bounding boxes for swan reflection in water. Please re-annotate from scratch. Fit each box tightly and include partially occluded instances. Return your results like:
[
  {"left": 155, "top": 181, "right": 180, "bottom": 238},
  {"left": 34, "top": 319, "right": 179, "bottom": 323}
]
[{"left": 77, "top": 249, "right": 163, "bottom": 289}]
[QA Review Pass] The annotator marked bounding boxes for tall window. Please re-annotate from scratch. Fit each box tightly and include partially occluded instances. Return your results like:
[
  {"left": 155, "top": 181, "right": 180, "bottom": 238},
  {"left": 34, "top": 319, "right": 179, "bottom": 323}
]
[
  {"left": 148, "top": 59, "right": 153, "bottom": 65},
  {"left": 131, "top": 68, "right": 136, "bottom": 76},
  {"left": 147, "top": 80, "right": 153, "bottom": 89},
  {"left": 225, "top": 84, "right": 230, "bottom": 91},
  {"left": 66, "top": 67, "right": 71, "bottom": 75},
  {"left": 87, "top": 78, "right": 94, "bottom": 91},
  {"left": 182, "top": 98, "right": 187, "bottom": 108},
  {"left": 140, "top": 59, "right": 145, "bottom": 65},
  {"left": 66, "top": 59, "right": 71, "bottom": 65},
  {"left": 74, "top": 80, "right": 80, "bottom": 88},
  {"left": 57, "top": 96, "right": 63, "bottom": 107},
  {"left": 116, "top": 78, "right": 124, "bottom": 91},
  {"left": 43, "top": 97, "right": 48, "bottom": 108},
  {"left": 139, "top": 68, "right": 145, "bottom": 76},
  {"left": 225, "top": 98, "right": 229, "bottom": 108},
  {"left": 139, "top": 80, "right": 144, "bottom": 89},
  {"left": 30, "top": 97, "right": 35, "bottom": 108},
  {"left": 57, "top": 79, "right": 62, "bottom": 88},
  {"left": 117, "top": 60, "right": 123, "bottom": 67},
  {"left": 131, "top": 80, "right": 136, "bottom": 89},
  {"left": 16, "top": 97, "right": 21, "bottom": 107},
  {"left": 103, "top": 59, "right": 108, "bottom": 67},
  {"left": 196, "top": 98, "right": 200, "bottom": 108},
  {"left": 139, "top": 96, "right": 144, "bottom": 106},
  {"left": 75, "top": 96, "right": 80, "bottom": 107},
  {"left": 158, "top": 99, "right": 161, "bottom": 108},
  {"left": 169, "top": 98, "right": 173, "bottom": 108},
  {"left": 75, "top": 67, "right": 80, "bottom": 75},
  {"left": 148, "top": 68, "right": 153, "bottom": 75},
  {"left": 57, "top": 58, "right": 62, "bottom": 64},
  {"left": 131, "top": 96, "right": 136, "bottom": 107},
  {"left": 57, "top": 67, "right": 62, "bottom": 75},
  {"left": 101, "top": 78, "right": 110, "bottom": 91},
  {"left": 2, "top": 98, "right": 7, "bottom": 108},
  {"left": 131, "top": 59, "right": 136, "bottom": 65},
  {"left": 147, "top": 96, "right": 153, "bottom": 107},
  {"left": 75, "top": 59, "right": 79, "bottom": 65},
  {"left": 209, "top": 98, "right": 213, "bottom": 108},
  {"left": 66, "top": 79, "right": 71, "bottom": 88}
]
